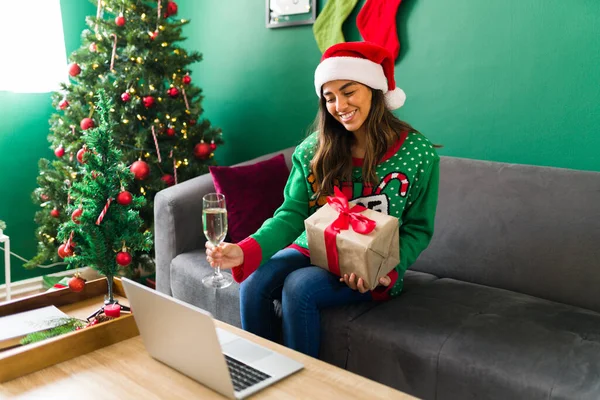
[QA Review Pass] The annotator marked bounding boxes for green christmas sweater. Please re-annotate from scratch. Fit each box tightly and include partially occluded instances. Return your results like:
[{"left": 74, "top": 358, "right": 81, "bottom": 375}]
[{"left": 232, "top": 130, "right": 440, "bottom": 299}]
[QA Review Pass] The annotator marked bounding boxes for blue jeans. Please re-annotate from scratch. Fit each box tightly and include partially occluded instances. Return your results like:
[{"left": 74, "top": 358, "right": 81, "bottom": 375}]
[{"left": 239, "top": 248, "right": 372, "bottom": 358}]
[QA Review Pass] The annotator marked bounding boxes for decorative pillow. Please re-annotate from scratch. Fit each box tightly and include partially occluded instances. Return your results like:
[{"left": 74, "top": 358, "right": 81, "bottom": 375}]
[{"left": 209, "top": 154, "right": 289, "bottom": 243}]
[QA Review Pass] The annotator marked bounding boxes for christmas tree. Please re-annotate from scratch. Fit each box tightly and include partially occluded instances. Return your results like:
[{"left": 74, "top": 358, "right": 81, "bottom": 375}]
[
  {"left": 56, "top": 89, "right": 152, "bottom": 302},
  {"left": 27, "top": 0, "right": 221, "bottom": 272}
]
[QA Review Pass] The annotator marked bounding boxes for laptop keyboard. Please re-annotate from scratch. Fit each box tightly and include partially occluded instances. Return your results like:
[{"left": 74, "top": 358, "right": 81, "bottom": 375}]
[{"left": 225, "top": 354, "right": 271, "bottom": 392}]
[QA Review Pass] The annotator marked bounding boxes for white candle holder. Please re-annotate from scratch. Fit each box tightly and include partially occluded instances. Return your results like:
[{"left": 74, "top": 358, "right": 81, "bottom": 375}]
[{"left": 0, "top": 230, "right": 11, "bottom": 301}]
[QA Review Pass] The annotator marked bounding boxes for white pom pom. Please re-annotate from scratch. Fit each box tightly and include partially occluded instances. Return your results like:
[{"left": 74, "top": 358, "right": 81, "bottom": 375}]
[{"left": 385, "top": 87, "right": 406, "bottom": 110}]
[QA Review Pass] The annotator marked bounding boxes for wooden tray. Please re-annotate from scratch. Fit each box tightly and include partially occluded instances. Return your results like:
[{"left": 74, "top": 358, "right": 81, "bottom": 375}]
[{"left": 0, "top": 277, "right": 139, "bottom": 383}]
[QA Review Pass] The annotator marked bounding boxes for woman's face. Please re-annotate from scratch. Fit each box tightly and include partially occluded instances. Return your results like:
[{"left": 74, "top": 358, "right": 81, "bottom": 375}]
[{"left": 322, "top": 80, "right": 372, "bottom": 133}]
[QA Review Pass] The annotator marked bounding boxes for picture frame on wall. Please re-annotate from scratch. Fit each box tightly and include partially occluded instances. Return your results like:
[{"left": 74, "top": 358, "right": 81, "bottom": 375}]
[{"left": 266, "top": 0, "right": 317, "bottom": 29}]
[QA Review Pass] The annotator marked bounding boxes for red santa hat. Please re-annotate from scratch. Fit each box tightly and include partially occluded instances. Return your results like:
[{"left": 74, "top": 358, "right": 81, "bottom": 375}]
[{"left": 314, "top": 41, "right": 406, "bottom": 110}]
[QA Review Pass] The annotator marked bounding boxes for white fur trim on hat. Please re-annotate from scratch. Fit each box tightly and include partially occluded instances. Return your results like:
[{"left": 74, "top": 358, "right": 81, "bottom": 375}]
[
  {"left": 315, "top": 56, "right": 388, "bottom": 97},
  {"left": 385, "top": 87, "right": 406, "bottom": 110}
]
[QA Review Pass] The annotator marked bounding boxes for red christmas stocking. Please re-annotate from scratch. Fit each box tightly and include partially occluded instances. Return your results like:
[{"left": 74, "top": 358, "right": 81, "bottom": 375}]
[{"left": 357, "top": 0, "right": 403, "bottom": 60}]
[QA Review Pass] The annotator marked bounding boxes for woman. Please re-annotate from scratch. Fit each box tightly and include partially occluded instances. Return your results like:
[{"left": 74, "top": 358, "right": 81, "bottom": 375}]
[{"left": 206, "top": 41, "right": 439, "bottom": 358}]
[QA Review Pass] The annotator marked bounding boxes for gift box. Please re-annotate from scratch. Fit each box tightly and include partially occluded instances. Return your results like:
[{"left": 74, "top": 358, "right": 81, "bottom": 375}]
[{"left": 304, "top": 187, "right": 400, "bottom": 290}]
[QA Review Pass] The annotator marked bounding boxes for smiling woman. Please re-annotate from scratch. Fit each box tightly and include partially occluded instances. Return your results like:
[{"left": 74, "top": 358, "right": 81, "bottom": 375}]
[{"left": 0, "top": 0, "right": 67, "bottom": 93}]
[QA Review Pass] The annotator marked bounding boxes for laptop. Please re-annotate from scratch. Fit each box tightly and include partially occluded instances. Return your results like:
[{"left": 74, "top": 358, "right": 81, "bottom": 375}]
[{"left": 121, "top": 278, "right": 303, "bottom": 399}]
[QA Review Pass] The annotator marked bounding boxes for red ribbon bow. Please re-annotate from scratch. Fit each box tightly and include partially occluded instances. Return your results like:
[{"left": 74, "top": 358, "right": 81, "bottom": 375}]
[{"left": 324, "top": 187, "right": 376, "bottom": 276}]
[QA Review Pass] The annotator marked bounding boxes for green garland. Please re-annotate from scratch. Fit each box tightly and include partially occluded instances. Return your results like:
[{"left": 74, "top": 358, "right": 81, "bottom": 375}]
[
  {"left": 0, "top": 220, "right": 6, "bottom": 231},
  {"left": 20, "top": 317, "right": 86, "bottom": 345}
]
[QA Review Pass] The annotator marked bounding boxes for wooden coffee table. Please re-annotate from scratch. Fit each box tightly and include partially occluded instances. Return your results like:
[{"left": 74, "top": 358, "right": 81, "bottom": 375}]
[{"left": 0, "top": 295, "right": 416, "bottom": 399}]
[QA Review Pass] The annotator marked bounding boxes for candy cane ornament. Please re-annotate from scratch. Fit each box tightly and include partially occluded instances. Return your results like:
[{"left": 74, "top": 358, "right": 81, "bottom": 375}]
[
  {"left": 96, "top": 198, "right": 112, "bottom": 225},
  {"left": 182, "top": 88, "right": 190, "bottom": 110},
  {"left": 110, "top": 34, "right": 118, "bottom": 71},
  {"left": 151, "top": 126, "right": 162, "bottom": 162}
]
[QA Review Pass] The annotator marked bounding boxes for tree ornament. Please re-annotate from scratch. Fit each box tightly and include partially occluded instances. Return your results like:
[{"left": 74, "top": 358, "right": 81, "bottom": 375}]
[
  {"left": 96, "top": 198, "right": 112, "bottom": 225},
  {"left": 89, "top": 42, "right": 97, "bottom": 52},
  {"left": 210, "top": 140, "right": 217, "bottom": 151},
  {"left": 130, "top": 160, "right": 150, "bottom": 180},
  {"left": 194, "top": 142, "right": 211, "bottom": 159},
  {"left": 80, "top": 118, "right": 95, "bottom": 130},
  {"left": 182, "top": 75, "right": 191, "bottom": 85},
  {"left": 68, "top": 63, "right": 81, "bottom": 77},
  {"left": 149, "top": 30, "right": 159, "bottom": 41},
  {"left": 50, "top": 208, "right": 60, "bottom": 218},
  {"left": 166, "top": 127, "right": 176, "bottom": 136},
  {"left": 71, "top": 208, "right": 83, "bottom": 224},
  {"left": 121, "top": 92, "right": 131, "bottom": 102},
  {"left": 58, "top": 243, "right": 74, "bottom": 259},
  {"left": 59, "top": 99, "right": 69, "bottom": 110},
  {"left": 76, "top": 147, "right": 88, "bottom": 163},
  {"left": 40, "top": 194, "right": 50, "bottom": 202},
  {"left": 116, "top": 190, "right": 133, "bottom": 205},
  {"left": 166, "top": 1, "right": 178, "bottom": 17},
  {"left": 115, "top": 14, "right": 126, "bottom": 27},
  {"left": 116, "top": 251, "right": 132, "bottom": 266},
  {"left": 142, "top": 96, "right": 155, "bottom": 108},
  {"left": 161, "top": 174, "right": 175, "bottom": 186},
  {"left": 167, "top": 87, "right": 179, "bottom": 98},
  {"left": 55, "top": 145, "right": 65, "bottom": 158},
  {"left": 68, "top": 274, "right": 86, "bottom": 292},
  {"left": 189, "top": 119, "right": 196, "bottom": 126}
]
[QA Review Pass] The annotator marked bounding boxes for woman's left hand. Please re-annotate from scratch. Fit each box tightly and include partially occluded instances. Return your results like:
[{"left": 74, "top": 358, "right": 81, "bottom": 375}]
[{"left": 340, "top": 273, "right": 392, "bottom": 293}]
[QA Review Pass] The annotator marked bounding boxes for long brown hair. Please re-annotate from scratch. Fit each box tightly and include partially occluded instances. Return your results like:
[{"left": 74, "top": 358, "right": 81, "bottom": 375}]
[{"left": 311, "top": 88, "right": 419, "bottom": 199}]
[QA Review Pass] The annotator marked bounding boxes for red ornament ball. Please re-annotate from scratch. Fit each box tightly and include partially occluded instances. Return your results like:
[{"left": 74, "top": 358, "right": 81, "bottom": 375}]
[
  {"left": 166, "top": 1, "right": 178, "bottom": 16},
  {"left": 58, "top": 243, "right": 75, "bottom": 259},
  {"left": 115, "top": 14, "right": 126, "bottom": 27},
  {"left": 210, "top": 141, "right": 217, "bottom": 151},
  {"left": 116, "top": 251, "right": 132, "bottom": 267},
  {"left": 167, "top": 87, "right": 179, "bottom": 98},
  {"left": 166, "top": 127, "right": 176, "bottom": 136},
  {"left": 117, "top": 191, "right": 133, "bottom": 205},
  {"left": 68, "top": 275, "right": 86, "bottom": 292},
  {"left": 121, "top": 92, "right": 131, "bottom": 102},
  {"left": 76, "top": 147, "right": 87, "bottom": 163},
  {"left": 50, "top": 208, "right": 60, "bottom": 218},
  {"left": 189, "top": 119, "right": 196, "bottom": 126},
  {"left": 71, "top": 208, "right": 83, "bottom": 224},
  {"left": 161, "top": 174, "right": 175, "bottom": 187},
  {"left": 182, "top": 75, "right": 191, "bottom": 85},
  {"left": 89, "top": 42, "right": 97, "bottom": 52},
  {"left": 55, "top": 146, "right": 65, "bottom": 158},
  {"left": 130, "top": 160, "right": 150, "bottom": 180},
  {"left": 59, "top": 99, "right": 69, "bottom": 110},
  {"left": 149, "top": 30, "right": 159, "bottom": 41},
  {"left": 68, "top": 63, "right": 81, "bottom": 77},
  {"left": 142, "top": 96, "right": 155, "bottom": 108},
  {"left": 194, "top": 142, "right": 211, "bottom": 159},
  {"left": 80, "top": 118, "right": 95, "bottom": 130}
]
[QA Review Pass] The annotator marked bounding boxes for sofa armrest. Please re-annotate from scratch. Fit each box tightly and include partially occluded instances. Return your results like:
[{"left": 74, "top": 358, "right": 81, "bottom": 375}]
[{"left": 154, "top": 173, "right": 215, "bottom": 295}]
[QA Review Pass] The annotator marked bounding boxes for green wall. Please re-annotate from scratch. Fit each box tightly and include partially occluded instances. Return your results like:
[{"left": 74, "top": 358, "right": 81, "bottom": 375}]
[
  {"left": 1, "top": 0, "right": 599, "bottom": 285},
  {"left": 0, "top": 0, "right": 95, "bottom": 285},
  {"left": 181, "top": 0, "right": 600, "bottom": 170}
]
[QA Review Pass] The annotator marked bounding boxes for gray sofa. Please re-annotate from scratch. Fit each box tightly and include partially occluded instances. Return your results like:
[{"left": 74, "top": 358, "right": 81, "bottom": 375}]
[{"left": 155, "top": 147, "right": 600, "bottom": 400}]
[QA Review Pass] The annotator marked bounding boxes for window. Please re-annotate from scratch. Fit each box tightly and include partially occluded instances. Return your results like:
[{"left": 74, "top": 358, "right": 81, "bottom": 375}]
[{"left": 0, "top": 0, "right": 67, "bottom": 93}]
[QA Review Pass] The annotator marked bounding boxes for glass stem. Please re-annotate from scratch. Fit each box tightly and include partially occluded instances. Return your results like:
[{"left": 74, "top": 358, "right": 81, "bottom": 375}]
[{"left": 215, "top": 261, "right": 222, "bottom": 278}]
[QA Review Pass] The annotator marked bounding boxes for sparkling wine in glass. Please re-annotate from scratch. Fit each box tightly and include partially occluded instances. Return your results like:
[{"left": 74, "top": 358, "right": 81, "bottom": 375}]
[{"left": 202, "top": 193, "right": 233, "bottom": 289}]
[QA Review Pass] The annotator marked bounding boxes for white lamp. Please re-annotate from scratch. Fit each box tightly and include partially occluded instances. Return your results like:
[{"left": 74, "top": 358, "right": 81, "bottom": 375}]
[{"left": 0, "top": 228, "right": 10, "bottom": 302}]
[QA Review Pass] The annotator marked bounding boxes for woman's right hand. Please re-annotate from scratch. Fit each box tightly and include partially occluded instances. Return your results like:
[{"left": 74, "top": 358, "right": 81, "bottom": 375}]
[{"left": 205, "top": 242, "right": 244, "bottom": 270}]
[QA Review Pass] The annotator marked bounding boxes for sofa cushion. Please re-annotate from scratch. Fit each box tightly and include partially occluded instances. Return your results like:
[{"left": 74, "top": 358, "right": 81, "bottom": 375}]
[
  {"left": 209, "top": 153, "right": 289, "bottom": 243},
  {"left": 414, "top": 157, "right": 600, "bottom": 313},
  {"left": 319, "top": 270, "right": 440, "bottom": 369},
  {"left": 170, "top": 250, "right": 242, "bottom": 328},
  {"left": 343, "top": 278, "right": 600, "bottom": 400}
]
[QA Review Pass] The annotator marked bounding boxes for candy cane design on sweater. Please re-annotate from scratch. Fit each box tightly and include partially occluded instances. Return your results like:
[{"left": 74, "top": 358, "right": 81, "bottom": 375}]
[{"left": 352, "top": 171, "right": 410, "bottom": 216}]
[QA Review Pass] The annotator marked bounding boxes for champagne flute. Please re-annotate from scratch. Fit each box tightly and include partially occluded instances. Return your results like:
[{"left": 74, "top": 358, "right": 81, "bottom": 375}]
[{"left": 202, "top": 193, "right": 233, "bottom": 289}]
